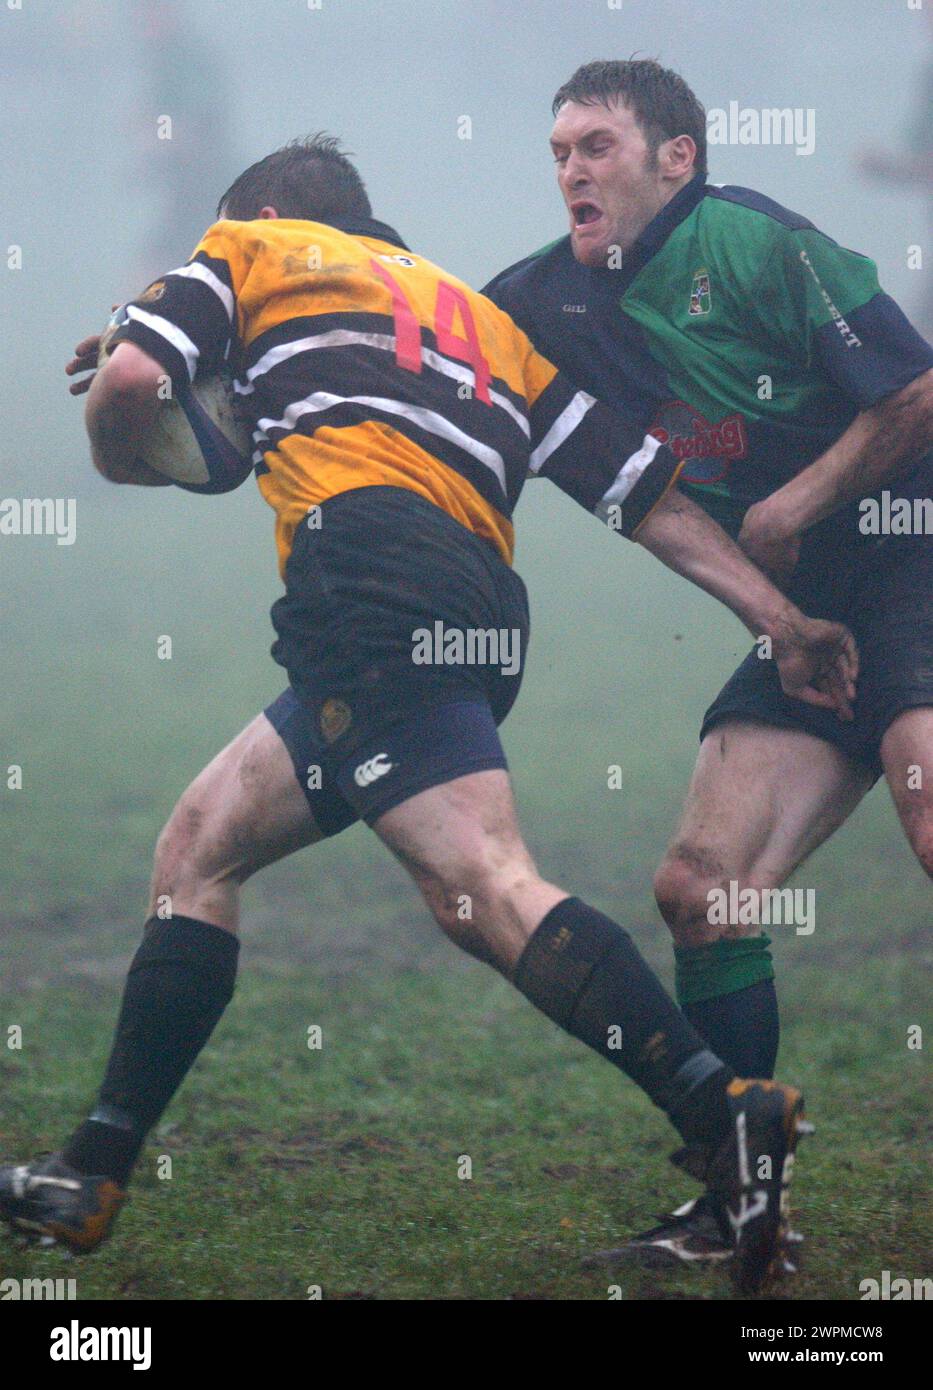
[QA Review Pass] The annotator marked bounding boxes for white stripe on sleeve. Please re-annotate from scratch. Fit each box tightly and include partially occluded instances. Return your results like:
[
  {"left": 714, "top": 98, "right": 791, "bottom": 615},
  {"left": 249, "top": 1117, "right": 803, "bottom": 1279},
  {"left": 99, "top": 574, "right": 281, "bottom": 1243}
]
[
  {"left": 166, "top": 262, "right": 235, "bottom": 320},
  {"left": 126, "top": 306, "right": 200, "bottom": 381},
  {"left": 528, "top": 390, "right": 596, "bottom": 474},
  {"left": 594, "top": 433, "right": 663, "bottom": 520}
]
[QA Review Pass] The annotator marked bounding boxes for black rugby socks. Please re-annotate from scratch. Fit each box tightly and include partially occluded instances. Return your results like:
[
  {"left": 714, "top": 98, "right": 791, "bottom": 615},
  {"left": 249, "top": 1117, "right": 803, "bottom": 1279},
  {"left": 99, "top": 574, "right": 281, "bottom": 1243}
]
[
  {"left": 62, "top": 915, "right": 239, "bottom": 1186},
  {"left": 513, "top": 897, "right": 734, "bottom": 1147},
  {"left": 675, "top": 935, "right": 780, "bottom": 1078},
  {"left": 682, "top": 978, "right": 780, "bottom": 1079}
]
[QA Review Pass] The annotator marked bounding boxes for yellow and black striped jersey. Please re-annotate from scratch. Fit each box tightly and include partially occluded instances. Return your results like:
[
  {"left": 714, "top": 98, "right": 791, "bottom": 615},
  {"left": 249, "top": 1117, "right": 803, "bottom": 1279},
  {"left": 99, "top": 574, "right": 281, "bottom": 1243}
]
[{"left": 112, "top": 215, "right": 681, "bottom": 577}]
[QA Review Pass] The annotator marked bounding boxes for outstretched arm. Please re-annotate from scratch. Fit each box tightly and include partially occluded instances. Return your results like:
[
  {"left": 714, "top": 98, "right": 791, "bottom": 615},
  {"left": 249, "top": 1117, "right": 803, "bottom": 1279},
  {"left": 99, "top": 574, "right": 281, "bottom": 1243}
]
[
  {"left": 635, "top": 485, "right": 859, "bottom": 720},
  {"left": 516, "top": 350, "right": 860, "bottom": 720}
]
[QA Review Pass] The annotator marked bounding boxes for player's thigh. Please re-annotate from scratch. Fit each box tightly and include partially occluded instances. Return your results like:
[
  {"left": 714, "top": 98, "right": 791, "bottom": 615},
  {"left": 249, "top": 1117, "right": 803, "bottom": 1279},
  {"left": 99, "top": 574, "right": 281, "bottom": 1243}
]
[
  {"left": 880, "top": 705, "right": 933, "bottom": 876},
  {"left": 372, "top": 769, "right": 564, "bottom": 972},
  {"left": 655, "top": 720, "right": 873, "bottom": 943},
  {"left": 152, "top": 710, "right": 324, "bottom": 893}
]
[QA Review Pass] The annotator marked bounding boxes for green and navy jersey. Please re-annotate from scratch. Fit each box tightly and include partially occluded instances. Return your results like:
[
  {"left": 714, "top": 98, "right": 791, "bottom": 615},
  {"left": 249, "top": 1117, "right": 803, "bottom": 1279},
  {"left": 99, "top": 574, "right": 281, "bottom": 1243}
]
[{"left": 484, "top": 174, "right": 933, "bottom": 554}]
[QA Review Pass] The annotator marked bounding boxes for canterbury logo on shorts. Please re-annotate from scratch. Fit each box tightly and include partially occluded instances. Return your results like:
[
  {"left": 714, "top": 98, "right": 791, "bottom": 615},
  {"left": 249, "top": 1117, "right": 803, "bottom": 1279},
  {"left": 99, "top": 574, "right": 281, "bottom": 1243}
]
[{"left": 354, "top": 753, "right": 395, "bottom": 788}]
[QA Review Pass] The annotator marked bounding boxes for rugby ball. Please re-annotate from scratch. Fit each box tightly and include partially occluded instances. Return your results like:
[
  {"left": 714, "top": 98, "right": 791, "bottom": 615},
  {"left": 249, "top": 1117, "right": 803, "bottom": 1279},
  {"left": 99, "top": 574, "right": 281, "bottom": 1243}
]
[{"left": 98, "top": 306, "right": 254, "bottom": 494}]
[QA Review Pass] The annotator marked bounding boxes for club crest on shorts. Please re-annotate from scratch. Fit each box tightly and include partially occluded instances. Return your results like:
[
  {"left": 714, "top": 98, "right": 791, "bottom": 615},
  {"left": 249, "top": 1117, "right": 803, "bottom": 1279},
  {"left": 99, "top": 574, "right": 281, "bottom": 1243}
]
[
  {"left": 688, "top": 268, "right": 711, "bottom": 316},
  {"left": 320, "top": 697, "right": 352, "bottom": 742}
]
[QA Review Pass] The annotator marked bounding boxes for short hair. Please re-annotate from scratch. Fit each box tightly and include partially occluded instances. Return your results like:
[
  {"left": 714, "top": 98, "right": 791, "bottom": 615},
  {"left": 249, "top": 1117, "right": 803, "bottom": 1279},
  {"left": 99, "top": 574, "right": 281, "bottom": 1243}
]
[
  {"left": 552, "top": 59, "right": 707, "bottom": 176},
  {"left": 216, "top": 133, "right": 372, "bottom": 222}
]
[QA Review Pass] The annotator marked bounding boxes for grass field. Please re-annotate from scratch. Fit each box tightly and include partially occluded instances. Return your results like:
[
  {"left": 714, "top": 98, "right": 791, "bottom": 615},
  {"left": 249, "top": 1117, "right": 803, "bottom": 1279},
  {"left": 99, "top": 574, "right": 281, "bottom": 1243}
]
[{"left": 0, "top": 481, "right": 929, "bottom": 1300}]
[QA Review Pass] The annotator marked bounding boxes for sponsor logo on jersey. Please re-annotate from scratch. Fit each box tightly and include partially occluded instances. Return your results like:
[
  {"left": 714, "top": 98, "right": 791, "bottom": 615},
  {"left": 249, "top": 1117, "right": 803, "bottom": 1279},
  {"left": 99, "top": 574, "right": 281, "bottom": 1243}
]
[
  {"left": 282, "top": 255, "right": 358, "bottom": 276},
  {"left": 648, "top": 399, "right": 748, "bottom": 484},
  {"left": 798, "top": 250, "right": 862, "bottom": 347},
  {"left": 319, "top": 697, "right": 352, "bottom": 743},
  {"left": 562, "top": 303, "right": 587, "bottom": 313},
  {"left": 688, "top": 268, "right": 711, "bottom": 316},
  {"left": 378, "top": 253, "right": 417, "bottom": 267},
  {"left": 354, "top": 753, "right": 395, "bottom": 787}
]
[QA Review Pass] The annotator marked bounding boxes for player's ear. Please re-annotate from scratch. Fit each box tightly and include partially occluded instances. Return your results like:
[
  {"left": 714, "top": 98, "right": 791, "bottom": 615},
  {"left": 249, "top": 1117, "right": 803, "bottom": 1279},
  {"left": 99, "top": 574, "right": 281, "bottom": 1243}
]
[
  {"left": 660, "top": 134, "right": 696, "bottom": 181},
  {"left": 258, "top": 206, "right": 280, "bottom": 220}
]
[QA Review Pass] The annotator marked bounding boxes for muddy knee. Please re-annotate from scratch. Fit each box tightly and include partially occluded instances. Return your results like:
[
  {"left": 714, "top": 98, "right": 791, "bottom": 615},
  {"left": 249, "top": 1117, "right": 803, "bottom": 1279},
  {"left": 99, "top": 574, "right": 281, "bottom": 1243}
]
[
  {"left": 419, "top": 861, "right": 537, "bottom": 968},
  {"left": 654, "top": 848, "right": 730, "bottom": 946},
  {"left": 424, "top": 882, "right": 492, "bottom": 960},
  {"left": 150, "top": 793, "right": 245, "bottom": 911}
]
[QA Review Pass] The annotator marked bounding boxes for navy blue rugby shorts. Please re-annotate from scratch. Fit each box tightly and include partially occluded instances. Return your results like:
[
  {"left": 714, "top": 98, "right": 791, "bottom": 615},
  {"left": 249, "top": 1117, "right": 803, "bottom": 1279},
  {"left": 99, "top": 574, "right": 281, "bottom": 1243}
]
[
  {"left": 264, "top": 486, "right": 529, "bottom": 834},
  {"left": 701, "top": 523, "right": 933, "bottom": 778}
]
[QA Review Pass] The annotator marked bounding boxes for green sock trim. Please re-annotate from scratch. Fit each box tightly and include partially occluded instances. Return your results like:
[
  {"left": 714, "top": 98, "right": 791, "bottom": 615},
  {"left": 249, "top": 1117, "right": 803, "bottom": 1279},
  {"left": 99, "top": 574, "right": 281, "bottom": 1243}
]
[{"left": 674, "top": 935, "right": 773, "bottom": 1006}]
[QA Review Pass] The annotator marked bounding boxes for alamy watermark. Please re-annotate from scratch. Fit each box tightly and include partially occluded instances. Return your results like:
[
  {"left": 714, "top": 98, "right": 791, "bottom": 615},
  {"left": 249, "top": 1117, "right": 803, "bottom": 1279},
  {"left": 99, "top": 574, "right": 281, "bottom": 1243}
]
[
  {"left": 49, "top": 1321, "right": 151, "bottom": 1370},
  {"left": 1, "top": 1276, "right": 76, "bottom": 1300},
  {"left": 0, "top": 497, "right": 76, "bottom": 546},
  {"left": 859, "top": 490, "right": 932, "bottom": 536},
  {"left": 860, "top": 1270, "right": 932, "bottom": 1300},
  {"left": 706, "top": 103, "right": 815, "bottom": 156},
  {"left": 411, "top": 623, "right": 521, "bottom": 676},
  {"left": 707, "top": 881, "right": 815, "bottom": 935}
]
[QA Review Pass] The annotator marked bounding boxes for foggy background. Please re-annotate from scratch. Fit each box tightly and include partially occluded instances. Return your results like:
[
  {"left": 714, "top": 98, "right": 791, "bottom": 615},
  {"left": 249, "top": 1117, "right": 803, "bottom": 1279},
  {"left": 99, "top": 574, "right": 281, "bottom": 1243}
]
[{"left": 2, "top": 0, "right": 929, "bottom": 954}]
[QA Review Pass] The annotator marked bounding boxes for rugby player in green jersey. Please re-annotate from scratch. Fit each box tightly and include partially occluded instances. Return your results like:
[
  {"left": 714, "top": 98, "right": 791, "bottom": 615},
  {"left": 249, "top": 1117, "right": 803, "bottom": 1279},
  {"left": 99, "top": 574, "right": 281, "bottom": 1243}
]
[{"left": 485, "top": 59, "right": 933, "bottom": 1268}]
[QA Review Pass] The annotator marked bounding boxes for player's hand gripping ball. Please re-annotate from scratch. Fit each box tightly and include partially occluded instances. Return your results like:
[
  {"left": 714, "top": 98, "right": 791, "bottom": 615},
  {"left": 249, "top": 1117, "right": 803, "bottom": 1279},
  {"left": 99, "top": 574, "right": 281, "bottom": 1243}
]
[{"left": 97, "top": 306, "right": 254, "bottom": 493}]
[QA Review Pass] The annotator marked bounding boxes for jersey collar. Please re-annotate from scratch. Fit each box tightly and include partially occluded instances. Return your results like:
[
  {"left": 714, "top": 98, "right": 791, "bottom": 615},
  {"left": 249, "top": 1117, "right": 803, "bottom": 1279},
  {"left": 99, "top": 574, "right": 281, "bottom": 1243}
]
[
  {"left": 325, "top": 214, "right": 411, "bottom": 251},
  {"left": 632, "top": 171, "right": 707, "bottom": 260}
]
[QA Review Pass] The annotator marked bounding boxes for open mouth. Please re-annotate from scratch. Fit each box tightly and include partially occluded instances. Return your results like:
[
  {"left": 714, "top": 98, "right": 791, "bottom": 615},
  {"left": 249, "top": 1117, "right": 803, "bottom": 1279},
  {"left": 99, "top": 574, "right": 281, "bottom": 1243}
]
[{"left": 571, "top": 202, "right": 602, "bottom": 227}]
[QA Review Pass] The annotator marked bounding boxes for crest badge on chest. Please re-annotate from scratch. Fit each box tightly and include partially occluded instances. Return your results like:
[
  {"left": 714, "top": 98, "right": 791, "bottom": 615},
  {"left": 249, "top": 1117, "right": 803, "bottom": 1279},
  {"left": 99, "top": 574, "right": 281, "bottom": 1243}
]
[{"left": 688, "top": 268, "right": 712, "bottom": 316}]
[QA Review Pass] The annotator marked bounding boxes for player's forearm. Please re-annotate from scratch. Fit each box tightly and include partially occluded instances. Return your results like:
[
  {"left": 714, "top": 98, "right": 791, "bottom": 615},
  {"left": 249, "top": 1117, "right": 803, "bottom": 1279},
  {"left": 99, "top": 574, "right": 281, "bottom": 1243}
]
[
  {"left": 85, "top": 351, "right": 171, "bottom": 486},
  {"left": 636, "top": 487, "right": 801, "bottom": 638},
  {"left": 757, "top": 369, "right": 933, "bottom": 535}
]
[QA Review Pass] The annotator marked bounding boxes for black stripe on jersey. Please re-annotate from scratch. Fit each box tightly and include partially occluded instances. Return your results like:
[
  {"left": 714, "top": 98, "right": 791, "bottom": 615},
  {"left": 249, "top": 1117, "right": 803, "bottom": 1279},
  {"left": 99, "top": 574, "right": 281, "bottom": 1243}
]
[
  {"left": 111, "top": 265, "right": 234, "bottom": 385},
  {"left": 243, "top": 312, "right": 530, "bottom": 421},
  {"left": 260, "top": 405, "right": 513, "bottom": 522},
  {"left": 528, "top": 372, "right": 588, "bottom": 448},
  {"left": 246, "top": 313, "right": 383, "bottom": 369},
  {"left": 249, "top": 345, "right": 529, "bottom": 507},
  {"left": 191, "top": 250, "right": 236, "bottom": 298},
  {"left": 142, "top": 265, "right": 232, "bottom": 337}
]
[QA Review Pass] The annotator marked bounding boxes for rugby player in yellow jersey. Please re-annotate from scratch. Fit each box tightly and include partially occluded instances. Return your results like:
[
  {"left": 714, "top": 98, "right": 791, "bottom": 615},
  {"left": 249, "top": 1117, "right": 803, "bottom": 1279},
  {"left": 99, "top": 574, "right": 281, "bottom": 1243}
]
[{"left": 1, "top": 137, "right": 856, "bottom": 1292}]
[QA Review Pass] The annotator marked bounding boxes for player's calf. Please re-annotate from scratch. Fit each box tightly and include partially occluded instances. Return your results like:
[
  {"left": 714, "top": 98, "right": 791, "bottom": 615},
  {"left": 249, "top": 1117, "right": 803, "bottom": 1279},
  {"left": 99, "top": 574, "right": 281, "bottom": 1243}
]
[
  {"left": 374, "top": 770, "right": 808, "bottom": 1288},
  {"left": 371, "top": 768, "right": 557, "bottom": 969}
]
